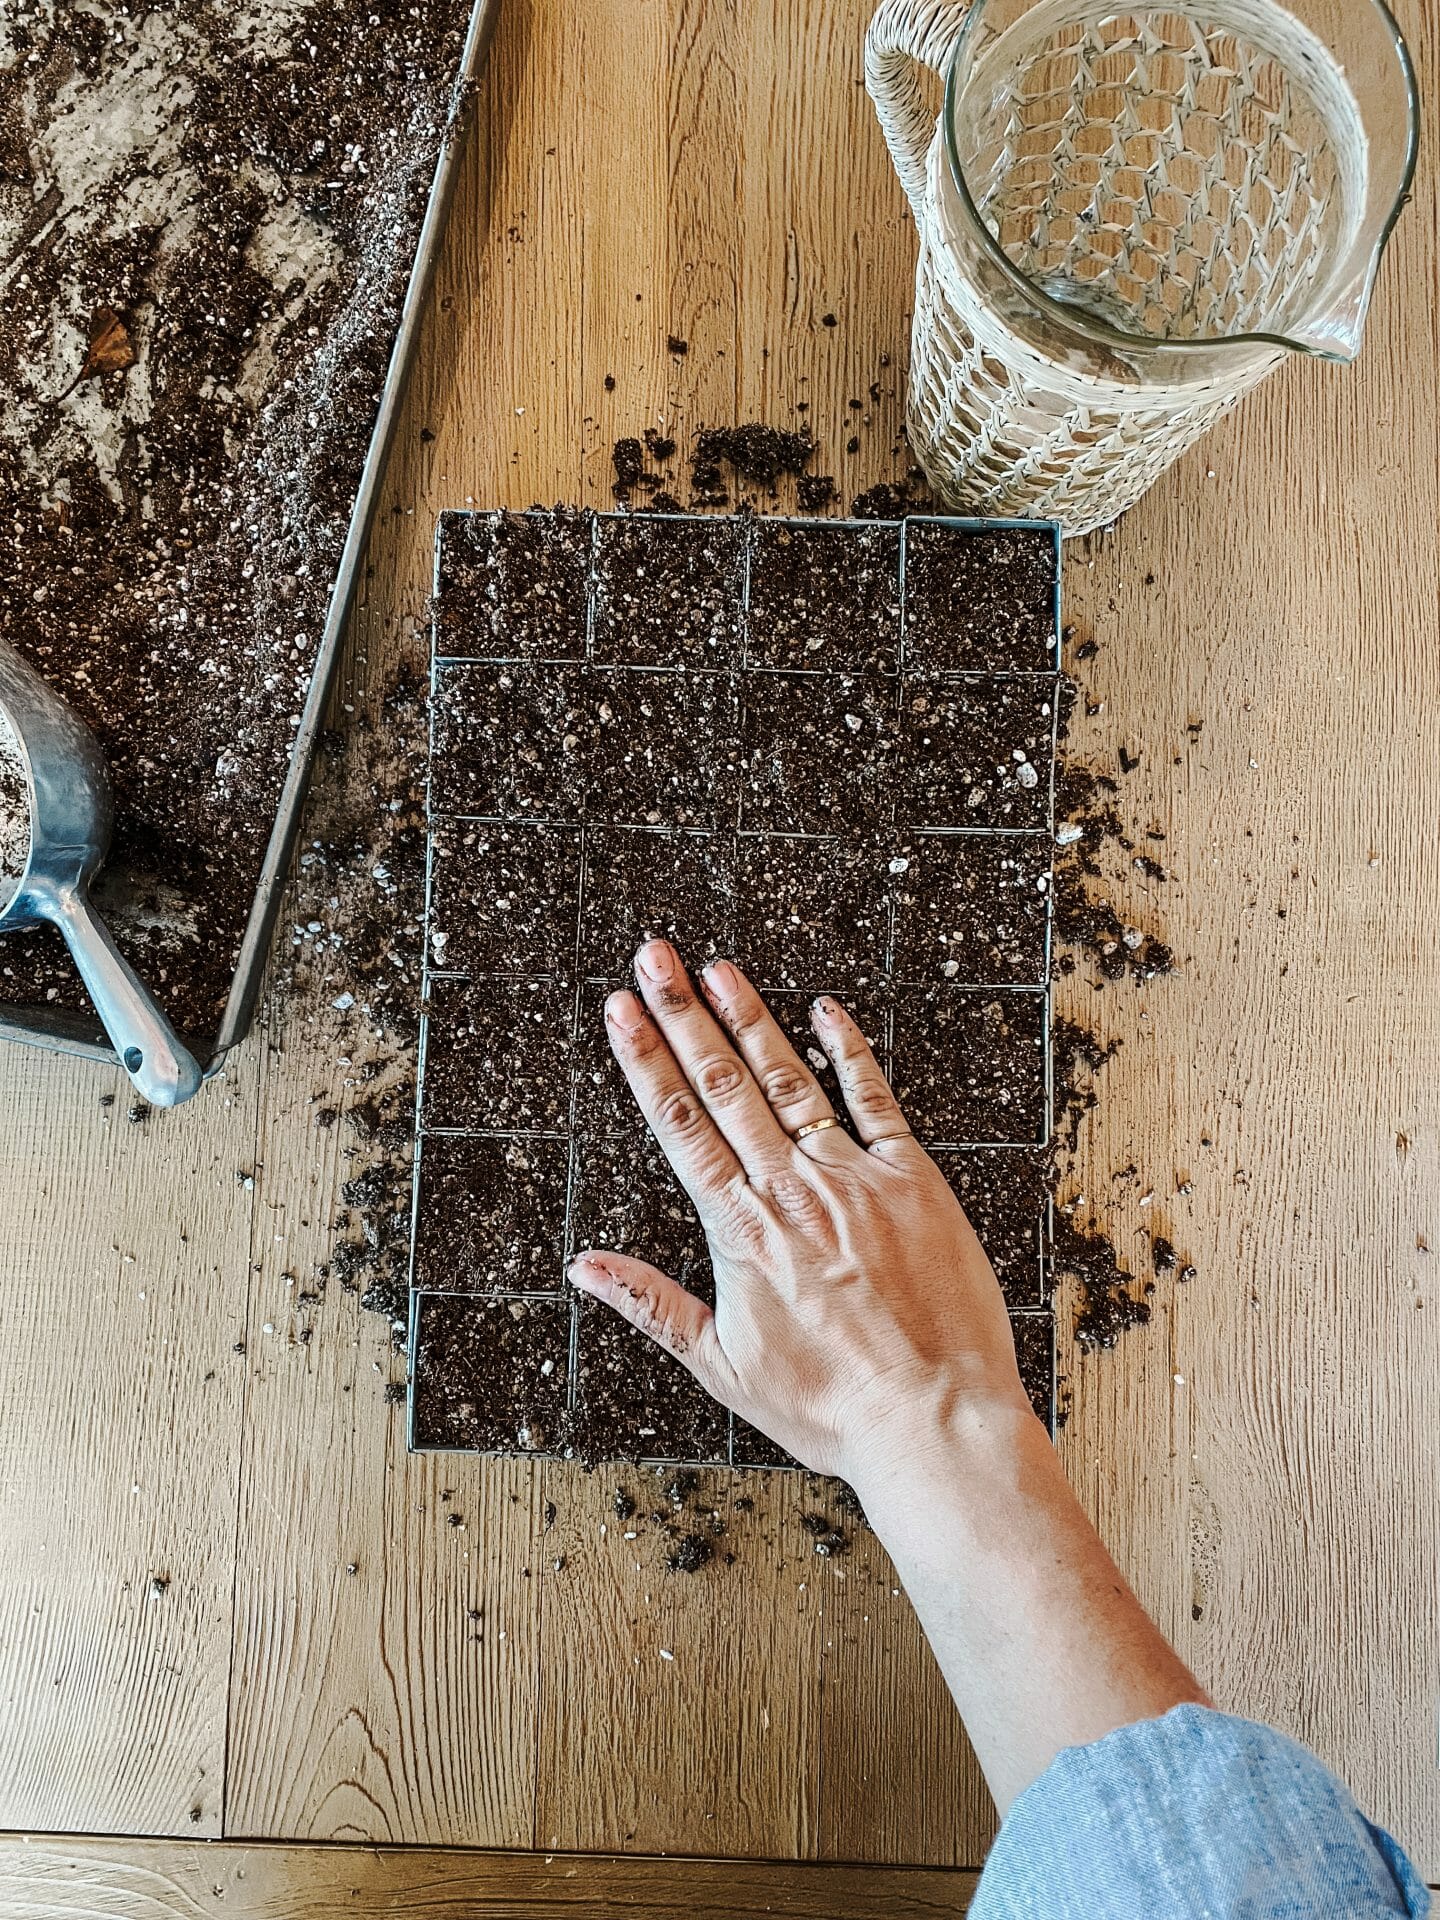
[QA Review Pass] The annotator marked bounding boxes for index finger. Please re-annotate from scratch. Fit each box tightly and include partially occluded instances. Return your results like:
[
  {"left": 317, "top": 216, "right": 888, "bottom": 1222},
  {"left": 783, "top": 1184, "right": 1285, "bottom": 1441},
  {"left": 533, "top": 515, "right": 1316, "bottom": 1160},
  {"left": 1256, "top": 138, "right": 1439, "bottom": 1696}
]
[
  {"left": 632, "top": 940, "right": 793, "bottom": 1173},
  {"left": 602, "top": 988, "right": 748, "bottom": 1214}
]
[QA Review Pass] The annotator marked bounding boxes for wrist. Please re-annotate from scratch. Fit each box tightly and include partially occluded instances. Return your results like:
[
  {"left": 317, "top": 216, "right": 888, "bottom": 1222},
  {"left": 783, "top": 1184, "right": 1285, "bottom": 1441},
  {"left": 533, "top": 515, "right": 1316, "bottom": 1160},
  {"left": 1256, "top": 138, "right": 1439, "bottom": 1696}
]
[{"left": 841, "top": 1378, "right": 1049, "bottom": 1530}]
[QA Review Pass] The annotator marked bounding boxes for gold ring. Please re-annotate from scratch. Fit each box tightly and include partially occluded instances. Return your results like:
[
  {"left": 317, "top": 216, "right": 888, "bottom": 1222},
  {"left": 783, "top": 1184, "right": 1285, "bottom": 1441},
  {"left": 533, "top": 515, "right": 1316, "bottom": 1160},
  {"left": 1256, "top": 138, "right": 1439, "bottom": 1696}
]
[{"left": 794, "top": 1116, "right": 840, "bottom": 1141}]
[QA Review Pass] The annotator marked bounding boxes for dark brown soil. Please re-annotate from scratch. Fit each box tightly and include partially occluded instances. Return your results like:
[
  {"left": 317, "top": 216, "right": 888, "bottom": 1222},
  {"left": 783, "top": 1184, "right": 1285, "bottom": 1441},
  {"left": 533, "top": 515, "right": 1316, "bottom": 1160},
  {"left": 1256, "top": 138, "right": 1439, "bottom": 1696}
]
[
  {"left": 931, "top": 1148, "right": 1050, "bottom": 1307},
  {"left": 740, "top": 674, "right": 897, "bottom": 834},
  {"left": 900, "top": 677, "right": 1054, "bottom": 830},
  {"left": 1057, "top": 1206, "right": 1153, "bottom": 1352},
  {"left": 420, "top": 974, "right": 576, "bottom": 1132},
  {"left": 594, "top": 516, "right": 744, "bottom": 666},
  {"left": 746, "top": 522, "right": 901, "bottom": 672},
  {"left": 412, "top": 1134, "right": 571, "bottom": 1295},
  {"left": 889, "top": 989, "right": 1048, "bottom": 1145},
  {"left": 0, "top": 0, "right": 472, "bottom": 1039},
  {"left": 580, "top": 828, "right": 734, "bottom": 974},
  {"left": 435, "top": 509, "right": 592, "bottom": 661},
  {"left": 568, "top": 1126, "right": 713, "bottom": 1300},
  {"left": 903, "top": 524, "right": 1058, "bottom": 673},
  {"left": 689, "top": 424, "right": 816, "bottom": 502},
  {"left": 430, "top": 662, "right": 740, "bottom": 829},
  {"left": 735, "top": 839, "right": 890, "bottom": 989},
  {"left": 410, "top": 1295, "right": 572, "bottom": 1452},
  {"left": 572, "top": 1299, "right": 730, "bottom": 1464},
  {"left": 890, "top": 835, "right": 1049, "bottom": 986},
  {"left": 427, "top": 821, "right": 582, "bottom": 976},
  {"left": 851, "top": 481, "right": 935, "bottom": 519},
  {"left": 1009, "top": 1313, "right": 1057, "bottom": 1421}
]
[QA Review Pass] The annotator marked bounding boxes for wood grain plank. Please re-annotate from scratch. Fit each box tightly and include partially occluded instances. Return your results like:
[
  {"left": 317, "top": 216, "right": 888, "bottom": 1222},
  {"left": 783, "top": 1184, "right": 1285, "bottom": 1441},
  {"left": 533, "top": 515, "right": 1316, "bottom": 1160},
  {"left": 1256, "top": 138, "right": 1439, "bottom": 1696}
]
[
  {"left": 0, "top": 1835, "right": 979, "bottom": 1919},
  {"left": 534, "top": 1466, "right": 825, "bottom": 1856},
  {"left": 739, "top": 0, "right": 1000, "bottom": 1861},
  {"left": 1053, "top": 30, "right": 1440, "bottom": 1863},
  {"left": 735, "top": 0, "right": 915, "bottom": 511},
  {"left": 221, "top": 12, "right": 578, "bottom": 1840},
  {"left": 0, "top": 1046, "right": 259, "bottom": 1834},
  {"left": 533, "top": 0, "right": 823, "bottom": 1859}
]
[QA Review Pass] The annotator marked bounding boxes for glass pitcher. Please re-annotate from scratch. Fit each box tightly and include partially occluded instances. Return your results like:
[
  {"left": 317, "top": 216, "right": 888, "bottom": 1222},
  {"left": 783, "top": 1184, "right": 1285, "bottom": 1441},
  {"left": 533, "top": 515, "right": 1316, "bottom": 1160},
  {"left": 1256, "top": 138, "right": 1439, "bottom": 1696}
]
[{"left": 865, "top": 0, "right": 1418, "bottom": 535}]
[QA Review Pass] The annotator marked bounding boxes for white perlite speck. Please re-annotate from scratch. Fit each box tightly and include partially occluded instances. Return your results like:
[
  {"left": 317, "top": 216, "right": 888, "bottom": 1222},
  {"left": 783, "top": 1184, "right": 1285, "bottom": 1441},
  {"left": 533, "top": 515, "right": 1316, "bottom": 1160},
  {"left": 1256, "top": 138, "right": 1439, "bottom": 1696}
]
[{"left": 0, "top": 706, "right": 31, "bottom": 908}]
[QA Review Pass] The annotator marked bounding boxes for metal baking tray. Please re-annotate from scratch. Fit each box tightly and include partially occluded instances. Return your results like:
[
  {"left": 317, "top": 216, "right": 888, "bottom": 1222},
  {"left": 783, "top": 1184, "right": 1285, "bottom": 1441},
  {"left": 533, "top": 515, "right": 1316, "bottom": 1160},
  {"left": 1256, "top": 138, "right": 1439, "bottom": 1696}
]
[{"left": 0, "top": 0, "right": 502, "bottom": 1081}]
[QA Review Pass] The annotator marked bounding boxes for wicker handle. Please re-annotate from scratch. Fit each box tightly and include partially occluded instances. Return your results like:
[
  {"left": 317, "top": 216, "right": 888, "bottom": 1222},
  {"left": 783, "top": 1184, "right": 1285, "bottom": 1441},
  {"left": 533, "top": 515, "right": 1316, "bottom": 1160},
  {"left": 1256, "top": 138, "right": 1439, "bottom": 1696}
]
[{"left": 864, "top": 0, "right": 973, "bottom": 214}]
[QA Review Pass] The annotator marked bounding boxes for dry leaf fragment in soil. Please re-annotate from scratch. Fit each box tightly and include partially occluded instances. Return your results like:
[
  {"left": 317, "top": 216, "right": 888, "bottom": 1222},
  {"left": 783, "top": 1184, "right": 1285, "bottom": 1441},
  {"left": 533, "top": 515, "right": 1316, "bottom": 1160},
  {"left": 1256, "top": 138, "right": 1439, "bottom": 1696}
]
[{"left": 58, "top": 306, "right": 136, "bottom": 401}]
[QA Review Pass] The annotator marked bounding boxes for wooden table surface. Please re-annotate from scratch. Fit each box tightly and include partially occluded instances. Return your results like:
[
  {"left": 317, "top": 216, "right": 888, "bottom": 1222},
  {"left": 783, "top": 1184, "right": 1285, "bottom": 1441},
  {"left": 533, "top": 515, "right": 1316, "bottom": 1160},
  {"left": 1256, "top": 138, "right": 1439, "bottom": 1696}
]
[{"left": 0, "top": 0, "right": 1436, "bottom": 1907}]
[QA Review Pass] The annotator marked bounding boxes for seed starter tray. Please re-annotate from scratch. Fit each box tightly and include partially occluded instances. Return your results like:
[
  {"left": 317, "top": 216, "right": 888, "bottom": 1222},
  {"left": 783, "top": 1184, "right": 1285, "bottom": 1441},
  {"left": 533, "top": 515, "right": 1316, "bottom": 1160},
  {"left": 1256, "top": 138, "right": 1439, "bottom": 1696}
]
[{"left": 410, "top": 509, "right": 1060, "bottom": 1468}]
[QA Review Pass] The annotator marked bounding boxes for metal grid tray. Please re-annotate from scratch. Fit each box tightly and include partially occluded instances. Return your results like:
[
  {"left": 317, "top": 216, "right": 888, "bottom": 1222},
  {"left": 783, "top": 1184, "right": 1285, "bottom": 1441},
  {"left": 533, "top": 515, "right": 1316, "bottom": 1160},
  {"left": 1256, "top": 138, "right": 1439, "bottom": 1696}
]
[
  {"left": 408, "top": 508, "right": 1062, "bottom": 1466},
  {"left": 0, "top": 0, "right": 502, "bottom": 1080}
]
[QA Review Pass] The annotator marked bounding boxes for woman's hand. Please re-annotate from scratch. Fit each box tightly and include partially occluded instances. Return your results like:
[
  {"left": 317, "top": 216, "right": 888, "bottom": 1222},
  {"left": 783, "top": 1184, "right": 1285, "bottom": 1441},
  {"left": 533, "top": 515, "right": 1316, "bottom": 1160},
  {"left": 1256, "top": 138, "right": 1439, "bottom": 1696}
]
[
  {"left": 571, "top": 939, "right": 1207, "bottom": 1809},
  {"left": 567, "top": 939, "right": 1036, "bottom": 1487}
]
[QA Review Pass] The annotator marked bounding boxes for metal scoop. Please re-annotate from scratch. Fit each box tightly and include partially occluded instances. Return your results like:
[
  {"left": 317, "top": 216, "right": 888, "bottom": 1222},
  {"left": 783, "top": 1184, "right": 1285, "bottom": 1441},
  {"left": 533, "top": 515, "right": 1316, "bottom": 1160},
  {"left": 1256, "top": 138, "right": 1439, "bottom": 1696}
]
[{"left": 0, "top": 637, "right": 204, "bottom": 1108}]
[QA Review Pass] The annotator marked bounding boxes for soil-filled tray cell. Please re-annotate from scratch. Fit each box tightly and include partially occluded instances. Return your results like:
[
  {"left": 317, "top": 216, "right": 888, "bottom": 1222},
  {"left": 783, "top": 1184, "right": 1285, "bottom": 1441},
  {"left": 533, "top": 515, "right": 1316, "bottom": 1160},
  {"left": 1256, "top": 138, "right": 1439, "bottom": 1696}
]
[
  {"left": 890, "top": 988, "right": 1047, "bottom": 1145},
  {"left": 741, "top": 674, "right": 897, "bottom": 835},
  {"left": 428, "top": 821, "right": 581, "bottom": 976},
  {"left": 571, "top": 978, "right": 638, "bottom": 1137},
  {"left": 732, "top": 1419, "right": 800, "bottom": 1471},
  {"left": 421, "top": 974, "right": 576, "bottom": 1133},
  {"left": 593, "top": 515, "right": 744, "bottom": 668},
  {"left": 903, "top": 523, "right": 1057, "bottom": 674},
  {"left": 434, "top": 509, "right": 592, "bottom": 661},
  {"left": 931, "top": 1147, "right": 1049, "bottom": 1307},
  {"left": 410, "top": 1294, "right": 573, "bottom": 1453},
  {"left": 746, "top": 521, "right": 902, "bottom": 673},
  {"left": 734, "top": 837, "right": 890, "bottom": 989},
  {"left": 568, "top": 1126, "right": 713, "bottom": 1302},
  {"left": 572, "top": 1299, "right": 731, "bottom": 1464},
  {"left": 890, "top": 834, "right": 1049, "bottom": 986},
  {"left": 899, "top": 677, "right": 1053, "bottom": 830},
  {"left": 1010, "top": 1311, "right": 1056, "bottom": 1430},
  {"left": 580, "top": 829, "right": 737, "bottom": 975},
  {"left": 412, "top": 1134, "right": 571, "bottom": 1296}
]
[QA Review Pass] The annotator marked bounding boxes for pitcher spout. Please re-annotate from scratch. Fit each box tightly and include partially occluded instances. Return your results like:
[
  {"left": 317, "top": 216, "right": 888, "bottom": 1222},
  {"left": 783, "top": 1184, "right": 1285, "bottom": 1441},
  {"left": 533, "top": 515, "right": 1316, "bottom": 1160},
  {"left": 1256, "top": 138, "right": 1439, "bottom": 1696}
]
[{"left": 1281, "top": 268, "right": 1384, "bottom": 365}]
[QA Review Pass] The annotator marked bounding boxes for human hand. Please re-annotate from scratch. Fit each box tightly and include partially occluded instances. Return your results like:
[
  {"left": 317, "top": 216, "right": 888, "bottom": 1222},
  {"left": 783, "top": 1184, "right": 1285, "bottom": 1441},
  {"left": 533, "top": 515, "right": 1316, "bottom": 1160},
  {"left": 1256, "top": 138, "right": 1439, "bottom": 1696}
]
[{"left": 567, "top": 940, "right": 1037, "bottom": 1489}]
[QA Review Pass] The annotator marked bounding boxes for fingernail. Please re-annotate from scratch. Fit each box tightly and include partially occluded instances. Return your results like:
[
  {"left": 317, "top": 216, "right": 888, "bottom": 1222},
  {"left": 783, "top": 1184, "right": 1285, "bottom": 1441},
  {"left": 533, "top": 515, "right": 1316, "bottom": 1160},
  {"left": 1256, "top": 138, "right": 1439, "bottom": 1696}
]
[
  {"left": 701, "top": 959, "right": 738, "bottom": 997},
  {"left": 605, "top": 989, "right": 644, "bottom": 1032},
  {"left": 812, "top": 995, "right": 842, "bottom": 1024},
  {"left": 636, "top": 939, "right": 676, "bottom": 984}
]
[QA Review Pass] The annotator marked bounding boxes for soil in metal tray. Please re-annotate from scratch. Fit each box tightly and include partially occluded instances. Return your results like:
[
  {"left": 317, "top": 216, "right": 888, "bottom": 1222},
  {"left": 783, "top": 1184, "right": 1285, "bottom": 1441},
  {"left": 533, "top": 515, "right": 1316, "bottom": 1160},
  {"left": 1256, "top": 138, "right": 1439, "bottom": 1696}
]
[
  {"left": 0, "top": 0, "right": 474, "bottom": 1038},
  {"left": 411, "top": 506, "right": 1060, "bottom": 1466}
]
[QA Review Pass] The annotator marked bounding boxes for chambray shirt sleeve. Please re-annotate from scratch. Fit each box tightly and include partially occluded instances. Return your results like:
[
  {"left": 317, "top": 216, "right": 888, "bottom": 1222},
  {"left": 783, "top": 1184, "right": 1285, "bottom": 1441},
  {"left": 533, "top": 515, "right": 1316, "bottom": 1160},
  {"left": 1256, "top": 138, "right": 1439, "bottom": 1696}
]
[{"left": 971, "top": 1704, "right": 1430, "bottom": 1920}]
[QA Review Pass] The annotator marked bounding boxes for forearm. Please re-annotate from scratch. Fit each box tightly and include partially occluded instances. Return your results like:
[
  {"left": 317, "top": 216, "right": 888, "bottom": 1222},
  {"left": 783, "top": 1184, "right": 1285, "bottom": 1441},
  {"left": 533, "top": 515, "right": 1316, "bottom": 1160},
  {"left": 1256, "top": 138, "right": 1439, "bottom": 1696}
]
[{"left": 851, "top": 1397, "right": 1209, "bottom": 1814}]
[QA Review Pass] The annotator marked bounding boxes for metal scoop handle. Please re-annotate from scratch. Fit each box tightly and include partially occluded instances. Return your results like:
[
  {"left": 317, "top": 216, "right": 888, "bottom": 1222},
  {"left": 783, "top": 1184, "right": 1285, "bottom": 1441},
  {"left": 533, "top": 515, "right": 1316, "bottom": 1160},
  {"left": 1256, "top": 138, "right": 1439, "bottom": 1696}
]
[{"left": 49, "top": 889, "right": 203, "bottom": 1108}]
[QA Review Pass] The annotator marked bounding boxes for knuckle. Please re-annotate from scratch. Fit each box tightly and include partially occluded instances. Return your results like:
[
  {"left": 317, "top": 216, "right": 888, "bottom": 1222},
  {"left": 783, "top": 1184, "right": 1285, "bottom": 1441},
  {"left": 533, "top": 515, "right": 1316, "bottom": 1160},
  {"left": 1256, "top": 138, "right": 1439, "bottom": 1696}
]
[
  {"left": 760, "top": 1062, "right": 811, "bottom": 1108},
  {"left": 726, "top": 1001, "right": 766, "bottom": 1047},
  {"left": 762, "top": 1168, "right": 831, "bottom": 1233},
  {"left": 655, "top": 1084, "right": 707, "bottom": 1137},
  {"left": 849, "top": 1072, "right": 898, "bottom": 1119},
  {"left": 614, "top": 1015, "right": 661, "bottom": 1061},
  {"left": 708, "top": 1181, "right": 768, "bottom": 1255},
  {"left": 695, "top": 1055, "right": 748, "bottom": 1104}
]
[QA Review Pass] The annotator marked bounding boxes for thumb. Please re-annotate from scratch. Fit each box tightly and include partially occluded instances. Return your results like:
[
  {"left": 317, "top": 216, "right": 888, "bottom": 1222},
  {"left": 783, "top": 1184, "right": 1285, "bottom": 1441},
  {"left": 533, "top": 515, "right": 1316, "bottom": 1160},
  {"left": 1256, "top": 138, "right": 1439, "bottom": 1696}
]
[{"left": 568, "top": 1249, "right": 734, "bottom": 1400}]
